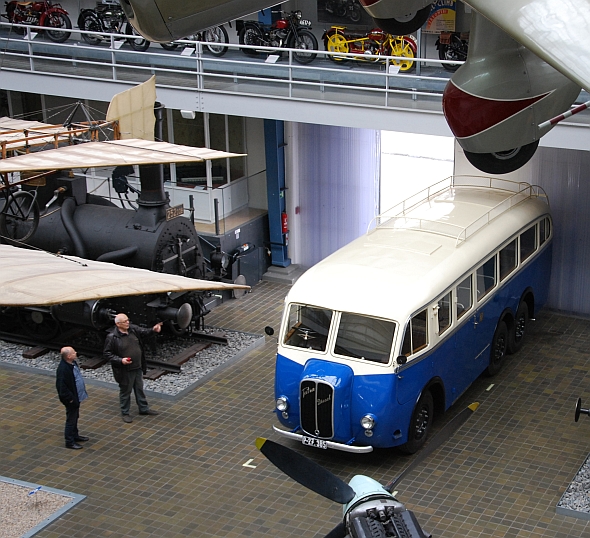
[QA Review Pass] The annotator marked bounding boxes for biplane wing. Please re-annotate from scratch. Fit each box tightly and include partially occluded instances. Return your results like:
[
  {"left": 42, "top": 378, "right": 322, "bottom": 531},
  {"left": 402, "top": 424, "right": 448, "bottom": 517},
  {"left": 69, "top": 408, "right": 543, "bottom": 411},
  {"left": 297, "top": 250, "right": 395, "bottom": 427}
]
[
  {"left": 466, "top": 0, "right": 590, "bottom": 92},
  {"left": 0, "top": 245, "right": 249, "bottom": 307}
]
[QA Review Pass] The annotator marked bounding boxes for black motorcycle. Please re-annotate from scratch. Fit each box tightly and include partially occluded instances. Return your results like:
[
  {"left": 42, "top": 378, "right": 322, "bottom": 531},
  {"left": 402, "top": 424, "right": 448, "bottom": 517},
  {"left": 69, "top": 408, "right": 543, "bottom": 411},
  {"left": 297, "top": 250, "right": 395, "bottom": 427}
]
[
  {"left": 436, "top": 31, "right": 469, "bottom": 72},
  {"left": 237, "top": 10, "right": 318, "bottom": 65},
  {"left": 159, "top": 25, "right": 229, "bottom": 56},
  {"left": 77, "top": 0, "right": 149, "bottom": 52},
  {"left": 325, "top": 0, "right": 362, "bottom": 23}
]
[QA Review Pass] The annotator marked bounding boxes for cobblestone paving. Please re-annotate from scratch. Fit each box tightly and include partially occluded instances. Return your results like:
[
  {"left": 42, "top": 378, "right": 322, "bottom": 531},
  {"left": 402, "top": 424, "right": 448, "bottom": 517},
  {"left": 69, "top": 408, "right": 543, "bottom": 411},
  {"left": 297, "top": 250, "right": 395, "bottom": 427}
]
[{"left": 2, "top": 281, "right": 590, "bottom": 537}]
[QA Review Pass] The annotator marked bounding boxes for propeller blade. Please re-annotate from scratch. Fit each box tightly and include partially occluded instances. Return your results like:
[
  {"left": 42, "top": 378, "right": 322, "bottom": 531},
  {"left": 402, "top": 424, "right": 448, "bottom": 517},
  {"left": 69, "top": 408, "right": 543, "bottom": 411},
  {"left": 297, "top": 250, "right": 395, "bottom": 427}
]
[
  {"left": 324, "top": 522, "right": 347, "bottom": 538},
  {"left": 385, "top": 402, "right": 480, "bottom": 492},
  {"left": 255, "top": 437, "right": 356, "bottom": 504}
]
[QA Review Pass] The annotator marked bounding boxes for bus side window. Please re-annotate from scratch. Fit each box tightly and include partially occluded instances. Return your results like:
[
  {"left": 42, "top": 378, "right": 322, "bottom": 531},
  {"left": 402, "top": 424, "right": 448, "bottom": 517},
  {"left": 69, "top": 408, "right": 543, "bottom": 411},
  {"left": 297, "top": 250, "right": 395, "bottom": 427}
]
[
  {"left": 540, "top": 217, "right": 551, "bottom": 245},
  {"left": 401, "top": 309, "right": 428, "bottom": 357},
  {"left": 456, "top": 274, "right": 472, "bottom": 320},
  {"left": 437, "top": 291, "right": 452, "bottom": 335},
  {"left": 520, "top": 224, "right": 537, "bottom": 262},
  {"left": 499, "top": 238, "right": 517, "bottom": 281},
  {"left": 476, "top": 255, "right": 497, "bottom": 301}
]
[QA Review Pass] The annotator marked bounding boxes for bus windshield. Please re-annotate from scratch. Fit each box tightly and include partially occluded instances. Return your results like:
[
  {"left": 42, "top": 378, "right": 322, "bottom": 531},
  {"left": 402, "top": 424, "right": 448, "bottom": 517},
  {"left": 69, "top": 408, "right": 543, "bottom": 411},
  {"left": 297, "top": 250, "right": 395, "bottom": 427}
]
[
  {"left": 284, "top": 304, "right": 332, "bottom": 351},
  {"left": 334, "top": 313, "right": 396, "bottom": 364}
]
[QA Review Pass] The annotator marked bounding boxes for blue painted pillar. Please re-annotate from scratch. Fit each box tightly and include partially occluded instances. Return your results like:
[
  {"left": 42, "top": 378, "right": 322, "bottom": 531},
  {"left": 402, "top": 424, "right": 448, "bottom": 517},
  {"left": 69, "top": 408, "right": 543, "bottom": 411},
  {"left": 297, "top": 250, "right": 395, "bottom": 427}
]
[{"left": 264, "top": 119, "right": 290, "bottom": 267}]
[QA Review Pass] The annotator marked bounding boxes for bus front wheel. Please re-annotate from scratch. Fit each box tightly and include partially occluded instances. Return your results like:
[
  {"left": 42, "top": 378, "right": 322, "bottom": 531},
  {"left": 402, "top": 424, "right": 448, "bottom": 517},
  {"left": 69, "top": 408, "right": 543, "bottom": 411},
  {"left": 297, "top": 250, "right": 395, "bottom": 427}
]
[
  {"left": 486, "top": 321, "right": 508, "bottom": 376},
  {"left": 400, "top": 390, "right": 433, "bottom": 454}
]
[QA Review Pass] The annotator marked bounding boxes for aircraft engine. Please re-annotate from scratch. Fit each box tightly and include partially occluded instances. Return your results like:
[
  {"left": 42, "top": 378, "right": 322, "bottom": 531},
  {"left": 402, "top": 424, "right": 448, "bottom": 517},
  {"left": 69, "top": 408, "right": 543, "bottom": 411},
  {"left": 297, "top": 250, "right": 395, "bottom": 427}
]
[
  {"left": 358, "top": 0, "right": 433, "bottom": 35},
  {"left": 443, "top": 13, "right": 581, "bottom": 174}
]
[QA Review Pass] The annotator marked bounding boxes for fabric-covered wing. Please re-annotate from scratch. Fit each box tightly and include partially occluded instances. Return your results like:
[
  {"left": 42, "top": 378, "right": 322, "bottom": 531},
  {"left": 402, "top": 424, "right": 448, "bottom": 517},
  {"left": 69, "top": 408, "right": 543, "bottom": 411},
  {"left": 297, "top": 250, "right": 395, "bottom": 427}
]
[
  {"left": 466, "top": 0, "right": 590, "bottom": 92},
  {"left": 0, "top": 139, "right": 244, "bottom": 174},
  {"left": 0, "top": 245, "right": 249, "bottom": 306}
]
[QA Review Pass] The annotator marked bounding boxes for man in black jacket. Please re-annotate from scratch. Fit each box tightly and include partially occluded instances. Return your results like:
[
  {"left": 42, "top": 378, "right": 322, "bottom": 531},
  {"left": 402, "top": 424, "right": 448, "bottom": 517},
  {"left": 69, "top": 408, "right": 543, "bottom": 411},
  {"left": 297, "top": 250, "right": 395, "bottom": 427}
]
[
  {"left": 103, "top": 313, "right": 162, "bottom": 423},
  {"left": 56, "top": 346, "right": 89, "bottom": 449}
]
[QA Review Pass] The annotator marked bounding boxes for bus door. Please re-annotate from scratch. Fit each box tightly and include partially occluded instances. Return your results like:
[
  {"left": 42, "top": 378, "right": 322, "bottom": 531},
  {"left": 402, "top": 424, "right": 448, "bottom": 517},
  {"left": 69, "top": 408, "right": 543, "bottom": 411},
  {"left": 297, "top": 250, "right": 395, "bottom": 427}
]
[{"left": 453, "top": 273, "right": 491, "bottom": 394}]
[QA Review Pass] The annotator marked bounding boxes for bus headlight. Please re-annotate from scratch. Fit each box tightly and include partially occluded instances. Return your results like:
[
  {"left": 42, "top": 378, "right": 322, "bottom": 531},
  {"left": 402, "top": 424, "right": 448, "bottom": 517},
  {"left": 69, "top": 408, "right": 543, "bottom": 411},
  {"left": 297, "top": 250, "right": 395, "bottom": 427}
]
[
  {"left": 276, "top": 396, "right": 289, "bottom": 412},
  {"left": 360, "top": 414, "right": 376, "bottom": 435}
]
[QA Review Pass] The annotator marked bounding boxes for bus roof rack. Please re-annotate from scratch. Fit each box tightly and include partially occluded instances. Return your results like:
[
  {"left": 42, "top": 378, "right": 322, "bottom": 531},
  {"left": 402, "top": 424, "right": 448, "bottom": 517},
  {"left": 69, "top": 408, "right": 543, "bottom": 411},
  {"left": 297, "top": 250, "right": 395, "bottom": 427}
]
[{"left": 369, "top": 175, "right": 549, "bottom": 246}]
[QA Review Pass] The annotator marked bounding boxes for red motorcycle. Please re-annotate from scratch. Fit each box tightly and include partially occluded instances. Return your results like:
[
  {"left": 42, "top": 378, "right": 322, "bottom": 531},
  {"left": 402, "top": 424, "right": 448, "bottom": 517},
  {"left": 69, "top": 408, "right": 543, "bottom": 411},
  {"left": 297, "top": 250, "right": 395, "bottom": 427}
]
[{"left": 4, "top": 0, "right": 72, "bottom": 43}]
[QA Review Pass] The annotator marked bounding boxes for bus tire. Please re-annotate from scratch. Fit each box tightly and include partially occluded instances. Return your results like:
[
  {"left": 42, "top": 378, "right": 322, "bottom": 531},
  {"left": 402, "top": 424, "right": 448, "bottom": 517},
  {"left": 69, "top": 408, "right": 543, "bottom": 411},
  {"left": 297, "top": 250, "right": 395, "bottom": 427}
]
[
  {"left": 508, "top": 302, "right": 529, "bottom": 354},
  {"left": 486, "top": 321, "right": 508, "bottom": 376},
  {"left": 400, "top": 390, "right": 433, "bottom": 454}
]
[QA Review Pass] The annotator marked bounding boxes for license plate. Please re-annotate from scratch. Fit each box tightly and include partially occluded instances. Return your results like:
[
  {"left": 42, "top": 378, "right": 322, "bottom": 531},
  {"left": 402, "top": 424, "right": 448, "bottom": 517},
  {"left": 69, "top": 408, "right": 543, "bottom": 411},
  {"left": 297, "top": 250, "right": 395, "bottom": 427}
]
[
  {"left": 299, "top": 20, "right": 311, "bottom": 26},
  {"left": 302, "top": 436, "right": 327, "bottom": 449}
]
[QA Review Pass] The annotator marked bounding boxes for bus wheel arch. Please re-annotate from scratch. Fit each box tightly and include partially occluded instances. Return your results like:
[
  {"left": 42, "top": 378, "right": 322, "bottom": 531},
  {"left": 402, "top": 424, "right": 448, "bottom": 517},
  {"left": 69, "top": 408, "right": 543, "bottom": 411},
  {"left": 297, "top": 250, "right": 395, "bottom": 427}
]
[
  {"left": 485, "top": 320, "right": 508, "bottom": 376},
  {"left": 399, "top": 388, "right": 435, "bottom": 454},
  {"left": 508, "top": 290, "right": 534, "bottom": 354}
]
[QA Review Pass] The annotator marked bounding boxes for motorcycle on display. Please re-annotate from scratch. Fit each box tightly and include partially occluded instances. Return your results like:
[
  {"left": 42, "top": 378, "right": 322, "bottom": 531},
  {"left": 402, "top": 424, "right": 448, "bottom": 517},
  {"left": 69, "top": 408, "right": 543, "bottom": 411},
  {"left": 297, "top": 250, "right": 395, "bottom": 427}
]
[
  {"left": 160, "top": 25, "right": 229, "bottom": 56},
  {"left": 77, "top": 0, "right": 149, "bottom": 52},
  {"left": 237, "top": 10, "right": 318, "bottom": 65},
  {"left": 325, "top": 0, "right": 363, "bottom": 23},
  {"left": 4, "top": 0, "right": 71, "bottom": 43},
  {"left": 436, "top": 31, "right": 469, "bottom": 72},
  {"left": 323, "top": 26, "right": 417, "bottom": 72}
]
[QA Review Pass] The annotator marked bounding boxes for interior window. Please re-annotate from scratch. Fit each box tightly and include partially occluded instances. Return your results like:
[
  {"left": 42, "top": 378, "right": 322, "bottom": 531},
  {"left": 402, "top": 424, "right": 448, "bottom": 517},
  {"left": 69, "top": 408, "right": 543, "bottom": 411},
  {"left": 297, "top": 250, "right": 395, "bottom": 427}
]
[
  {"left": 476, "top": 256, "right": 497, "bottom": 301},
  {"left": 520, "top": 225, "right": 537, "bottom": 262},
  {"left": 334, "top": 313, "right": 395, "bottom": 364},
  {"left": 499, "top": 239, "right": 517, "bottom": 280},
  {"left": 401, "top": 309, "right": 428, "bottom": 356},
  {"left": 437, "top": 292, "right": 451, "bottom": 335},
  {"left": 284, "top": 304, "right": 332, "bottom": 352},
  {"left": 456, "top": 274, "right": 472, "bottom": 319}
]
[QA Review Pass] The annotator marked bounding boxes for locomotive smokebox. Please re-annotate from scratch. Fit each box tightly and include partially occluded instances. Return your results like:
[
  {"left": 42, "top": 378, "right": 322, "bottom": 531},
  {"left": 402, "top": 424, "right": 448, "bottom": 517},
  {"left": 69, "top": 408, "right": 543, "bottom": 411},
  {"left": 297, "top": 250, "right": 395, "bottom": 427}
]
[{"left": 27, "top": 167, "right": 206, "bottom": 279}]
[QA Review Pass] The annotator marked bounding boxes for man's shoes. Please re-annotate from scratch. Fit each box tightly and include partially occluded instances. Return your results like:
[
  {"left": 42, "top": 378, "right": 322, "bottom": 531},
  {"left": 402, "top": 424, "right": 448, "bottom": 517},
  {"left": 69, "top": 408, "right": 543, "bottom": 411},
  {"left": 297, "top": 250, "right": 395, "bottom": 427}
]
[
  {"left": 122, "top": 415, "right": 133, "bottom": 423},
  {"left": 139, "top": 409, "right": 159, "bottom": 416},
  {"left": 74, "top": 436, "right": 90, "bottom": 442},
  {"left": 65, "top": 443, "right": 83, "bottom": 450}
]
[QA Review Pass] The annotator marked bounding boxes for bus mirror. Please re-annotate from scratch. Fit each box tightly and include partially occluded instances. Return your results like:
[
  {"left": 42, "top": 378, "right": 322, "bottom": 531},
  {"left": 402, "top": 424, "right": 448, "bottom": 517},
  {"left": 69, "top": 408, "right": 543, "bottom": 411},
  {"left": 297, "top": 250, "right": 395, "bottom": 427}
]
[
  {"left": 396, "top": 355, "right": 407, "bottom": 365},
  {"left": 264, "top": 326, "right": 275, "bottom": 336}
]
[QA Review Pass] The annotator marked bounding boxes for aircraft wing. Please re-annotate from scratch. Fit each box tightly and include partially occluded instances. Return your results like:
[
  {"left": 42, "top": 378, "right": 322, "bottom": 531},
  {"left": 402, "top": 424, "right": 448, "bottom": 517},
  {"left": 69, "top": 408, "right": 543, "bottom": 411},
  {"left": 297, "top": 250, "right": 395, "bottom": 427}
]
[
  {"left": 466, "top": 0, "right": 590, "bottom": 92},
  {"left": 0, "top": 139, "right": 243, "bottom": 174},
  {"left": 0, "top": 245, "right": 249, "bottom": 307}
]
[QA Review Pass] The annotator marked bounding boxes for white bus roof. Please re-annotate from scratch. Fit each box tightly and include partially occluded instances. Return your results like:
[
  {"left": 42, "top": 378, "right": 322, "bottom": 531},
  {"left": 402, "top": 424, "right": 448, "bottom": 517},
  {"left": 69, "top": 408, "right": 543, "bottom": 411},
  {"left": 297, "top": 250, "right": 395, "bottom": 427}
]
[{"left": 287, "top": 176, "right": 550, "bottom": 322}]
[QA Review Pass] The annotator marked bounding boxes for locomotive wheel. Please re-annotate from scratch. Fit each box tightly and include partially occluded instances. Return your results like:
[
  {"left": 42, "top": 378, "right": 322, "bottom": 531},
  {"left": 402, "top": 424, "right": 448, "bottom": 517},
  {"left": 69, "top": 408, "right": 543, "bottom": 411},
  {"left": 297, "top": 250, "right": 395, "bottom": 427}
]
[
  {"left": 204, "top": 25, "right": 229, "bottom": 57},
  {"left": 44, "top": 13, "right": 72, "bottom": 43},
  {"left": 485, "top": 321, "right": 508, "bottom": 376},
  {"left": 125, "top": 24, "right": 150, "bottom": 51},
  {"left": 289, "top": 30, "right": 318, "bottom": 65},
  {"left": 464, "top": 140, "right": 539, "bottom": 175},
  {"left": 508, "top": 301, "right": 529, "bottom": 355},
  {"left": 400, "top": 390, "right": 434, "bottom": 454},
  {"left": 238, "top": 24, "right": 263, "bottom": 57},
  {"left": 0, "top": 191, "right": 39, "bottom": 242},
  {"left": 18, "top": 309, "right": 61, "bottom": 341},
  {"left": 390, "top": 38, "right": 415, "bottom": 72},
  {"left": 325, "top": 33, "right": 349, "bottom": 62}
]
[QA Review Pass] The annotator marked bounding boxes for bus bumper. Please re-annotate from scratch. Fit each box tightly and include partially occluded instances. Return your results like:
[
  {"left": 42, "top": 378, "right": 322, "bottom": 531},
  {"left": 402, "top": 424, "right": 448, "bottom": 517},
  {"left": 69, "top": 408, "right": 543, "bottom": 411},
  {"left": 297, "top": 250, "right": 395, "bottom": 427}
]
[{"left": 272, "top": 425, "right": 374, "bottom": 453}]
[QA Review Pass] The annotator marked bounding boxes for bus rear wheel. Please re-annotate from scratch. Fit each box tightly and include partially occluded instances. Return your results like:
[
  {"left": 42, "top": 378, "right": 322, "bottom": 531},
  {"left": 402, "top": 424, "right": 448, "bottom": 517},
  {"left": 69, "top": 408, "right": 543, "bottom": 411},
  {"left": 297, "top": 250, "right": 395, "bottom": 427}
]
[
  {"left": 486, "top": 320, "right": 508, "bottom": 376},
  {"left": 508, "top": 302, "right": 529, "bottom": 354},
  {"left": 400, "top": 390, "right": 433, "bottom": 454}
]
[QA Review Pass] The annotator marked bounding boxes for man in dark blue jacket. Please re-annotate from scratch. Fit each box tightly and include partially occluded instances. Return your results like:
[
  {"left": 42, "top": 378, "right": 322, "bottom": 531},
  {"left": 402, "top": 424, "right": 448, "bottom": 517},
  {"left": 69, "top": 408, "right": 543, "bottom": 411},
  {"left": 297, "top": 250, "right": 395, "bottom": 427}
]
[
  {"left": 103, "top": 313, "right": 162, "bottom": 423},
  {"left": 56, "top": 347, "right": 89, "bottom": 449}
]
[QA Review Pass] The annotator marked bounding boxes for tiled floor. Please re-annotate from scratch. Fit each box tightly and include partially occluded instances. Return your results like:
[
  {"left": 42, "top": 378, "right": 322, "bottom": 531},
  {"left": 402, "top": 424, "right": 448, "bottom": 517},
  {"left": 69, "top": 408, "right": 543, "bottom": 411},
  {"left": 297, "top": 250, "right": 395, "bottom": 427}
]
[{"left": 2, "top": 281, "right": 590, "bottom": 537}]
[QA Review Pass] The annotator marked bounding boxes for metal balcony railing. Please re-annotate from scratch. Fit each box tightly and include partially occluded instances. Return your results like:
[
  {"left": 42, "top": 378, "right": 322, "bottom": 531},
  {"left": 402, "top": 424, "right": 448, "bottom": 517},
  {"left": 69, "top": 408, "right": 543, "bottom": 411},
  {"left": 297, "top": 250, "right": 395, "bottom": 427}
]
[{"left": 0, "top": 21, "right": 454, "bottom": 113}]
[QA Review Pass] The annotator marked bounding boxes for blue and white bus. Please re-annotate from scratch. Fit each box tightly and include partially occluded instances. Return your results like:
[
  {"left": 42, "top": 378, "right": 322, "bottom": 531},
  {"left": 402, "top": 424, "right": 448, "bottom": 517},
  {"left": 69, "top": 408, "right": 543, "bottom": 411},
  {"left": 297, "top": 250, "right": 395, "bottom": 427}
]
[{"left": 271, "top": 176, "right": 552, "bottom": 453}]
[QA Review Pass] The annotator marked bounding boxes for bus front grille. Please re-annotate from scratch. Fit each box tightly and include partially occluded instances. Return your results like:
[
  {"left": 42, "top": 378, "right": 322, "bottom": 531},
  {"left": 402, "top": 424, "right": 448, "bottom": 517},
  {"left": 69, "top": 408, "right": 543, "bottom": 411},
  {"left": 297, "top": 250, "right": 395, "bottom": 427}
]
[{"left": 300, "top": 379, "right": 334, "bottom": 439}]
